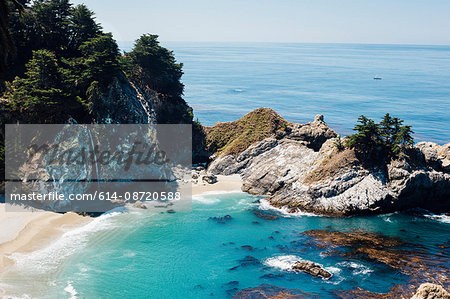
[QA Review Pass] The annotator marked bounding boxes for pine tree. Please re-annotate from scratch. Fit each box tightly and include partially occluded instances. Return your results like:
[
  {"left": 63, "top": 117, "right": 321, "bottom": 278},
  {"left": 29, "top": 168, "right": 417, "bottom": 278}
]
[
  {"left": 79, "top": 33, "right": 120, "bottom": 88},
  {"left": 127, "top": 34, "right": 184, "bottom": 96},
  {"left": 346, "top": 114, "right": 414, "bottom": 160},
  {"left": 346, "top": 115, "right": 381, "bottom": 155},
  {"left": 69, "top": 4, "right": 101, "bottom": 54},
  {"left": 7, "top": 49, "right": 83, "bottom": 122},
  {"left": 31, "top": 0, "right": 72, "bottom": 55}
]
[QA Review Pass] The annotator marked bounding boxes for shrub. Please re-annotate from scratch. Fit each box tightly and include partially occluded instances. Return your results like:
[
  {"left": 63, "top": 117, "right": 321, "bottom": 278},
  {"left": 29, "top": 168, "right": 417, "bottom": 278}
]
[{"left": 333, "top": 135, "right": 345, "bottom": 152}]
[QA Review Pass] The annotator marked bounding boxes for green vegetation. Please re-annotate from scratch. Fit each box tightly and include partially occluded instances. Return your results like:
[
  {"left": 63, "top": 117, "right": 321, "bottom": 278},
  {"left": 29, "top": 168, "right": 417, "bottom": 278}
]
[
  {"left": 6, "top": 49, "right": 85, "bottom": 122},
  {"left": 123, "top": 34, "right": 184, "bottom": 97},
  {"left": 346, "top": 114, "right": 414, "bottom": 160},
  {"left": 333, "top": 135, "right": 345, "bottom": 152},
  {"left": 205, "top": 108, "right": 290, "bottom": 157},
  {"left": 0, "top": 0, "right": 195, "bottom": 181}
]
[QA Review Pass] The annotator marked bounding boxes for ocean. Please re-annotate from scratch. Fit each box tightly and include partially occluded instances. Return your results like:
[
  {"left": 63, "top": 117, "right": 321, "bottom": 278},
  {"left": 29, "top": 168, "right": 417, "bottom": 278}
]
[
  {"left": 1, "top": 43, "right": 449, "bottom": 298},
  {"left": 2, "top": 192, "right": 449, "bottom": 298},
  {"left": 165, "top": 42, "right": 450, "bottom": 144}
]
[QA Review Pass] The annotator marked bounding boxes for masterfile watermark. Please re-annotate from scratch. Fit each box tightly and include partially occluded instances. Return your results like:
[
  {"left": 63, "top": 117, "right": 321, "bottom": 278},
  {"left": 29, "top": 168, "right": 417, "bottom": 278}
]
[
  {"left": 5, "top": 124, "right": 192, "bottom": 213},
  {"left": 26, "top": 141, "right": 169, "bottom": 171}
]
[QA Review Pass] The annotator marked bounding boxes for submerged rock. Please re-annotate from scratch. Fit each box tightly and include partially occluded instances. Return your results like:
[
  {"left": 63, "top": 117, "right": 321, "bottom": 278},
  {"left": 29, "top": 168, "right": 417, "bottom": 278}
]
[
  {"left": 304, "top": 229, "right": 450, "bottom": 298},
  {"left": 253, "top": 210, "right": 279, "bottom": 220},
  {"left": 208, "top": 215, "right": 232, "bottom": 223},
  {"left": 233, "top": 283, "right": 316, "bottom": 298},
  {"left": 292, "top": 260, "right": 332, "bottom": 279}
]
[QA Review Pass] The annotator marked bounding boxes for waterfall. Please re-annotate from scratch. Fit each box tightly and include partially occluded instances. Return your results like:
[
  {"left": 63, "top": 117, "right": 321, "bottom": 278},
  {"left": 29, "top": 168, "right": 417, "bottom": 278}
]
[{"left": 130, "top": 81, "right": 156, "bottom": 124}]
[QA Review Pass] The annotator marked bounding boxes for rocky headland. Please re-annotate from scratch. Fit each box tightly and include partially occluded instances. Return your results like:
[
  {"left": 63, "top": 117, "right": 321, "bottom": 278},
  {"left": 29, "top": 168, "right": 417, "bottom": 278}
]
[{"left": 202, "top": 108, "right": 450, "bottom": 216}]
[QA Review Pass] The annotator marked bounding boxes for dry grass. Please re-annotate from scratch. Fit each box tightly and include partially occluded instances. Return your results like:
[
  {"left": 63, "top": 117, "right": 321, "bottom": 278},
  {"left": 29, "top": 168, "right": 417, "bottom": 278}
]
[
  {"left": 204, "top": 108, "right": 290, "bottom": 157},
  {"left": 303, "top": 148, "right": 359, "bottom": 184}
]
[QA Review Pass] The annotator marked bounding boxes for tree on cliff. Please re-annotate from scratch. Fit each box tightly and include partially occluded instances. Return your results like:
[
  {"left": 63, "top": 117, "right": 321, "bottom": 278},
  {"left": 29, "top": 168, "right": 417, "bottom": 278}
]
[
  {"left": 5, "top": 49, "right": 84, "bottom": 122},
  {"left": 125, "top": 34, "right": 184, "bottom": 96},
  {"left": 346, "top": 115, "right": 382, "bottom": 157},
  {"left": 379, "top": 113, "right": 414, "bottom": 156},
  {"left": 31, "top": 0, "right": 72, "bottom": 55},
  {"left": 69, "top": 4, "right": 102, "bottom": 53},
  {"left": 78, "top": 33, "right": 120, "bottom": 88},
  {"left": 346, "top": 114, "right": 413, "bottom": 160}
]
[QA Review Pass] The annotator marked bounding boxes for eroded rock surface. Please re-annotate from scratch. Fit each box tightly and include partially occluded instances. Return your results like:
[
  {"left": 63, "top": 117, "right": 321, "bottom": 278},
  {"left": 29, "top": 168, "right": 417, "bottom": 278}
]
[
  {"left": 410, "top": 283, "right": 450, "bottom": 299},
  {"left": 207, "top": 112, "right": 450, "bottom": 216},
  {"left": 292, "top": 260, "right": 332, "bottom": 279}
]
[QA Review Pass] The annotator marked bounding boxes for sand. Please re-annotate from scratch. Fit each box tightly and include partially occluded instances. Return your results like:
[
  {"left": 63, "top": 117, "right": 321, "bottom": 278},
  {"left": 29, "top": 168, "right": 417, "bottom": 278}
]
[
  {"left": 0, "top": 174, "right": 243, "bottom": 287},
  {"left": 191, "top": 174, "right": 243, "bottom": 195},
  {"left": 0, "top": 204, "right": 91, "bottom": 278}
]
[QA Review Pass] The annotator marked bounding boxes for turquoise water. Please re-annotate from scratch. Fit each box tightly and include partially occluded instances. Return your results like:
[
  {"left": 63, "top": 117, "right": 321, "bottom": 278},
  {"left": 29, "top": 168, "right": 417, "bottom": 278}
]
[
  {"left": 164, "top": 43, "right": 450, "bottom": 144},
  {"left": 3, "top": 43, "right": 449, "bottom": 298},
  {"left": 4, "top": 192, "right": 448, "bottom": 298}
]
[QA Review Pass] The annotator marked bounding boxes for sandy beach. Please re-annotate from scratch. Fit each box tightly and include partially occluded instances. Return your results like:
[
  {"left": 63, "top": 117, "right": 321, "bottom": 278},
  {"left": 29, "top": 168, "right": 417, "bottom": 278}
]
[
  {"left": 0, "top": 204, "right": 91, "bottom": 281},
  {"left": 0, "top": 175, "right": 242, "bottom": 283},
  {"left": 191, "top": 174, "right": 243, "bottom": 195}
]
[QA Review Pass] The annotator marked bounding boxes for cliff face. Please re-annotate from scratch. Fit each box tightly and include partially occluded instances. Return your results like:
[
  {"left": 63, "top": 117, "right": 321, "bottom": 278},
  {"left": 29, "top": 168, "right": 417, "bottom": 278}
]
[
  {"left": 93, "top": 70, "right": 194, "bottom": 126},
  {"left": 92, "top": 73, "right": 157, "bottom": 124},
  {"left": 207, "top": 109, "right": 450, "bottom": 216}
]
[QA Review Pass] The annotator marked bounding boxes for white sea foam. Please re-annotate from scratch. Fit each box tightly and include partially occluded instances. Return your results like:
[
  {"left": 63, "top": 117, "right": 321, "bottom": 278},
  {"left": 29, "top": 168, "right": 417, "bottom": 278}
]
[
  {"left": 425, "top": 214, "right": 450, "bottom": 224},
  {"left": 122, "top": 250, "right": 137, "bottom": 258},
  {"left": 259, "top": 199, "right": 321, "bottom": 217},
  {"left": 337, "top": 261, "right": 373, "bottom": 275},
  {"left": 8, "top": 210, "right": 125, "bottom": 275},
  {"left": 64, "top": 282, "right": 78, "bottom": 299},
  {"left": 192, "top": 195, "right": 220, "bottom": 204},
  {"left": 263, "top": 255, "right": 301, "bottom": 271},
  {"left": 325, "top": 266, "right": 342, "bottom": 275}
]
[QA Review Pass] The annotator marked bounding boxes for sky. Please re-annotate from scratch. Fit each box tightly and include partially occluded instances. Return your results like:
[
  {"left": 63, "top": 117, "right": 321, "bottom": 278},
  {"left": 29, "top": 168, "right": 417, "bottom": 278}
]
[{"left": 71, "top": 0, "right": 450, "bottom": 45}]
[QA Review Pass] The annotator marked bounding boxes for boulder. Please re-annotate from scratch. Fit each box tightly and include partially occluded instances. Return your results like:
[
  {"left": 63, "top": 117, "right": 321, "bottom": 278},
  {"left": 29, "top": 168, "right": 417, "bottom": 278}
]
[
  {"left": 202, "top": 174, "right": 218, "bottom": 184},
  {"left": 132, "top": 201, "right": 147, "bottom": 209},
  {"left": 415, "top": 142, "right": 450, "bottom": 172},
  {"left": 410, "top": 283, "right": 450, "bottom": 299},
  {"left": 286, "top": 114, "right": 337, "bottom": 151},
  {"left": 292, "top": 260, "right": 332, "bottom": 279}
]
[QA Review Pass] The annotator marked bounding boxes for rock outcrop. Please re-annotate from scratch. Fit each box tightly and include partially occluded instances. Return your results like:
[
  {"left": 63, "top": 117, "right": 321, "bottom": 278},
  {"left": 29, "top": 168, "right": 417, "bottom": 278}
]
[
  {"left": 411, "top": 283, "right": 450, "bottom": 299},
  {"left": 204, "top": 107, "right": 290, "bottom": 158},
  {"left": 206, "top": 109, "right": 450, "bottom": 216},
  {"left": 93, "top": 73, "right": 157, "bottom": 124},
  {"left": 202, "top": 174, "right": 218, "bottom": 184},
  {"left": 292, "top": 260, "right": 332, "bottom": 279}
]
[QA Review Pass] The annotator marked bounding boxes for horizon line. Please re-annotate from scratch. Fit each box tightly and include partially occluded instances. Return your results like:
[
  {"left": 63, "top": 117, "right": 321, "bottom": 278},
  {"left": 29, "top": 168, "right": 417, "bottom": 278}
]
[{"left": 117, "top": 40, "right": 450, "bottom": 48}]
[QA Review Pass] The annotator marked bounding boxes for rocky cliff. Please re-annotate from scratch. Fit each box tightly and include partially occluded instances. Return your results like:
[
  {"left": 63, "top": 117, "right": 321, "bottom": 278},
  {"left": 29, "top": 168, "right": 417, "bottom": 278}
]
[{"left": 207, "top": 109, "right": 450, "bottom": 216}]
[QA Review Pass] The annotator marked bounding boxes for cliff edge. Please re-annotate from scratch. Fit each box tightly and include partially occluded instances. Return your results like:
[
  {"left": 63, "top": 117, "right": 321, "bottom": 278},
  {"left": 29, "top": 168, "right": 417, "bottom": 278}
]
[{"left": 206, "top": 109, "right": 450, "bottom": 216}]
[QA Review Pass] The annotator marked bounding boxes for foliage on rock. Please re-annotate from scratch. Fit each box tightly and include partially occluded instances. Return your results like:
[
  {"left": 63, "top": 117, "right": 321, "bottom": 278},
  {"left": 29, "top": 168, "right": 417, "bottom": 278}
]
[
  {"left": 346, "top": 114, "right": 414, "bottom": 161},
  {"left": 204, "top": 107, "right": 290, "bottom": 157}
]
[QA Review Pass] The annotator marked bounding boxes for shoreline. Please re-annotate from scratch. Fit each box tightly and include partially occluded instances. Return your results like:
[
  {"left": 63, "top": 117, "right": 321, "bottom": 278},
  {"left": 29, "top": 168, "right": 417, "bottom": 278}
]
[
  {"left": 191, "top": 174, "right": 243, "bottom": 195},
  {"left": 0, "top": 204, "right": 91, "bottom": 284},
  {"left": 0, "top": 174, "right": 243, "bottom": 289}
]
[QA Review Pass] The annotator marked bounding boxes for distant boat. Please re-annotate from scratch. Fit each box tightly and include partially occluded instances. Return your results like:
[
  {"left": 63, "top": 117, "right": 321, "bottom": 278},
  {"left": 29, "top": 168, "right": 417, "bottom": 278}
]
[{"left": 374, "top": 75, "right": 382, "bottom": 80}]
